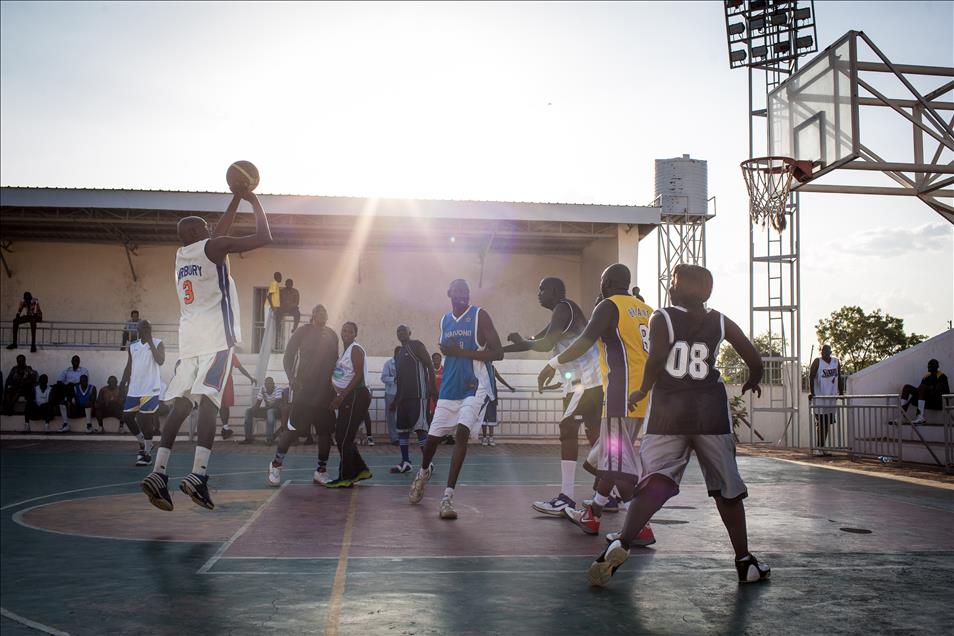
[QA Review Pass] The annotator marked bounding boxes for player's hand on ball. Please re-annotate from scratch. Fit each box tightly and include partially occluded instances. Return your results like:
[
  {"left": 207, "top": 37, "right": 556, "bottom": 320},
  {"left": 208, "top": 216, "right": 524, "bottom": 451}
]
[
  {"left": 537, "top": 366, "right": 556, "bottom": 392},
  {"left": 742, "top": 380, "right": 762, "bottom": 397},
  {"left": 627, "top": 390, "right": 647, "bottom": 411}
]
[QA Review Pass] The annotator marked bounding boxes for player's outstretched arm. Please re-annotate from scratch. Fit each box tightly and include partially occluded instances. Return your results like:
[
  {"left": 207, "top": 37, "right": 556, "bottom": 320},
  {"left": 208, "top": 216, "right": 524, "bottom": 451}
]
[
  {"left": 205, "top": 191, "right": 273, "bottom": 264},
  {"left": 724, "top": 316, "right": 763, "bottom": 397},
  {"left": 538, "top": 299, "right": 615, "bottom": 390},
  {"left": 502, "top": 303, "right": 572, "bottom": 353},
  {"left": 211, "top": 194, "right": 242, "bottom": 239}
]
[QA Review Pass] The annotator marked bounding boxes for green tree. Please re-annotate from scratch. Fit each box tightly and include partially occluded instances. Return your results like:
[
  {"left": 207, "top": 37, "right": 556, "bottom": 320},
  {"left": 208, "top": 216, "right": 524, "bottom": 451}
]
[
  {"left": 717, "top": 332, "right": 784, "bottom": 385},
  {"left": 815, "top": 306, "right": 926, "bottom": 374}
]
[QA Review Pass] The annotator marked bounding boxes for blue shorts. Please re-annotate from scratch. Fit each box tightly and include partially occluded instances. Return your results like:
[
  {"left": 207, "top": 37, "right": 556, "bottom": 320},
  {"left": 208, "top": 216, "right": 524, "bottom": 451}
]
[{"left": 124, "top": 395, "right": 160, "bottom": 414}]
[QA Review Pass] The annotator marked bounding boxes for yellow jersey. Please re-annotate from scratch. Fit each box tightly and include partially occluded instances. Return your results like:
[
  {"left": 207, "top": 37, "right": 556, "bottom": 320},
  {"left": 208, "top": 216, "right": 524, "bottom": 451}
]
[
  {"left": 598, "top": 295, "right": 653, "bottom": 418},
  {"left": 267, "top": 280, "right": 281, "bottom": 309}
]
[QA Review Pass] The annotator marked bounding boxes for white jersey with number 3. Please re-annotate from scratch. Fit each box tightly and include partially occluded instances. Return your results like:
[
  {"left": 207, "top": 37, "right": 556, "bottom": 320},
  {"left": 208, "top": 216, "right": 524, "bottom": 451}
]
[{"left": 175, "top": 238, "right": 241, "bottom": 357}]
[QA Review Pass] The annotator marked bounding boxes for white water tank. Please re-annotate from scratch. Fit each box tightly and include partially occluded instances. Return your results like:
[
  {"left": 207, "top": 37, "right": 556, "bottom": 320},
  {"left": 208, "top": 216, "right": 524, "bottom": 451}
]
[{"left": 654, "top": 154, "right": 708, "bottom": 217}]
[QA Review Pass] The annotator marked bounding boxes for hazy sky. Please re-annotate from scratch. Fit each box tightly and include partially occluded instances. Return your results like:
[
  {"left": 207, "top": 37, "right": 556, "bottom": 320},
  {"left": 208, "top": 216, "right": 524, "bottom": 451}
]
[{"left": 1, "top": 1, "right": 952, "bottom": 356}]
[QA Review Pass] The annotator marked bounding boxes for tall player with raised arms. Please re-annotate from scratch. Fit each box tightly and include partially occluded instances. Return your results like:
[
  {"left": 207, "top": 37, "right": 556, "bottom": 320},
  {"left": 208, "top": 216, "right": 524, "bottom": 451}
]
[{"left": 141, "top": 168, "right": 272, "bottom": 511}]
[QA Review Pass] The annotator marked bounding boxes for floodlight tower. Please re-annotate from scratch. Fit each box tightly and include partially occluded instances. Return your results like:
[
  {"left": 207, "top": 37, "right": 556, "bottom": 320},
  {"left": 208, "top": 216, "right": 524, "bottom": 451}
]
[
  {"left": 723, "top": 0, "right": 818, "bottom": 446},
  {"left": 655, "top": 155, "right": 713, "bottom": 307}
]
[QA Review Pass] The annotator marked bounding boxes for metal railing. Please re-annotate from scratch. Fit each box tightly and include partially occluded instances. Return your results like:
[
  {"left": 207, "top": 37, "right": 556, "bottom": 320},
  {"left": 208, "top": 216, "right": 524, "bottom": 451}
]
[
  {"left": 811, "top": 394, "right": 954, "bottom": 470},
  {"left": 1, "top": 320, "right": 179, "bottom": 350}
]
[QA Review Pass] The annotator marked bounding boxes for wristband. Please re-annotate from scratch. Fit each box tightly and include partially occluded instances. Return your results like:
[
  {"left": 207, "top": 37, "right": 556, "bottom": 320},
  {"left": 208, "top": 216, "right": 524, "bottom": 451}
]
[{"left": 547, "top": 356, "right": 561, "bottom": 370}]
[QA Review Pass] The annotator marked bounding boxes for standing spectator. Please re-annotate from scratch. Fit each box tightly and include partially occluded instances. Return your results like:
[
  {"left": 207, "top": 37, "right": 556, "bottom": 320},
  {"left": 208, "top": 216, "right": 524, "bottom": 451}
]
[
  {"left": 276, "top": 279, "right": 302, "bottom": 332},
  {"left": 901, "top": 359, "right": 951, "bottom": 424},
  {"left": 120, "top": 310, "right": 140, "bottom": 351},
  {"left": 95, "top": 375, "right": 127, "bottom": 432},
  {"left": 6, "top": 291, "right": 43, "bottom": 352},
  {"left": 327, "top": 321, "right": 372, "bottom": 487},
  {"left": 219, "top": 354, "right": 257, "bottom": 440},
  {"left": 481, "top": 367, "right": 516, "bottom": 447},
  {"left": 242, "top": 377, "right": 284, "bottom": 444},
  {"left": 25, "top": 374, "right": 54, "bottom": 433},
  {"left": 3, "top": 354, "right": 37, "bottom": 416},
  {"left": 381, "top": 346, "right": 400, "bottom": 444},
  {"left": 267, "top": 304, "right": 340, "bottom": 486},
  {"left": 268, "top": 272, "right": 282, "bottom": 311},
  {"left": 121, "top": 319, "right": 165, "bottom": 466},
  {"left": 73, "top": 374, "right": 99, "bottom": 433},
  {"left": 809, "top": 344, "right": 842, "bottom": 453},
  {"left": 54, "top": 355, "right": 90, "bottom": 432}
]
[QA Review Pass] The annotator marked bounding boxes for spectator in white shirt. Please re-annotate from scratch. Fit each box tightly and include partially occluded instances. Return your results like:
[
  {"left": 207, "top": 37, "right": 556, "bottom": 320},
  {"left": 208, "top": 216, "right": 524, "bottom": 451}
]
[
  {"left": 54, "top": 355, "right": 90, "bottom": 429},
  {"left": 381, "top": 346, "right": 400, "bottom": 444},
  {"left": 242, "top": 377, "right": 285, "bottom": 444},
  {"left": 25, "top": 374, "right": 54, "bottom": 433}
]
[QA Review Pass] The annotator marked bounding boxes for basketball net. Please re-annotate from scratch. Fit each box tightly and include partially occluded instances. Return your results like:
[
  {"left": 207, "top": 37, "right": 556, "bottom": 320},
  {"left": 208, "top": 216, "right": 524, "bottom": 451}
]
[{"left": 740, "top": 157, "right": 811, "bottom": 232}]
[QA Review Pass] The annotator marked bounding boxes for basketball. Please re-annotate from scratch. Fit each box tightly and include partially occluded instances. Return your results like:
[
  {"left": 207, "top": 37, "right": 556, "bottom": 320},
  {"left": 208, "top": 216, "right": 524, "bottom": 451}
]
[{"left": 226, "top": 160, "right": 260, "bottom": 194}]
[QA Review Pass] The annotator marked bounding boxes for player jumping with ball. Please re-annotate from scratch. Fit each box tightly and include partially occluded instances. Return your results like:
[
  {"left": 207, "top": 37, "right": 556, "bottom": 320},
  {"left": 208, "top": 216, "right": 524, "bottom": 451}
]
[{"left": 141, "top": 174, "right": 272, "bottom": 511}]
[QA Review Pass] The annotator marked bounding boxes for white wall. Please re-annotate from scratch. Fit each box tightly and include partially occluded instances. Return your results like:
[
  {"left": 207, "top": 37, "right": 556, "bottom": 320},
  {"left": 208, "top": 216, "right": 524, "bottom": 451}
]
[{"left": 847, "top": 330, "right": 954, "bottom": 396}]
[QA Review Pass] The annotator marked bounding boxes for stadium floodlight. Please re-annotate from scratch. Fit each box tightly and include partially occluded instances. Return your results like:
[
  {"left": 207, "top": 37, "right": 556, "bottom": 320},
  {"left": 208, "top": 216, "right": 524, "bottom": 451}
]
[
  {"left": 730, "top": 49, "right": 748, "bottom": 63},
  {"left": 749, "top": 17, "right": 766, "bottom": 31},
  {"left": 770, "top": 11, "right": 788, "bottom": 26},
  {"left": 793, "top": 6, "right": 811, "bottom": 20},
  {"left": 796, "top": 35, "right": 814, "bottom": 49},
  {"left": 752, "top": 45, "right": 768, "bottom": 58},
  {"left": 728, "top": 22, "right": 746, "bottom": 36}
]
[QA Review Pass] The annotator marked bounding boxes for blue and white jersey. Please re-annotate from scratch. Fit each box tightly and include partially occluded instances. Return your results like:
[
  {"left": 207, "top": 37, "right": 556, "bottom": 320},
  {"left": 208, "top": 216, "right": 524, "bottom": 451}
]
[
  {"left": 438, "top": 305, "right": 496, "bottom": 401},
  {"left": 174, "top": 238, "right": 241, "bottom": 357}
]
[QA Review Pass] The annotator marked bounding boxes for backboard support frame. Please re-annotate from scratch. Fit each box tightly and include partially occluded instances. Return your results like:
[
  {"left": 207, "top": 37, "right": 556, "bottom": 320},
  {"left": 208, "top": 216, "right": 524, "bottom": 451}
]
[{"left": 769, "top": 30, "right": 954, "bottom": 222}]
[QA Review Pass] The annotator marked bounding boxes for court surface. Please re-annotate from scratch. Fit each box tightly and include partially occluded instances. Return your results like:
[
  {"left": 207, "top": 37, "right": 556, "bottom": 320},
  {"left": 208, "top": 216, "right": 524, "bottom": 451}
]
[{"left": 1, "top": 440, "right": 952, "bottom": 635}]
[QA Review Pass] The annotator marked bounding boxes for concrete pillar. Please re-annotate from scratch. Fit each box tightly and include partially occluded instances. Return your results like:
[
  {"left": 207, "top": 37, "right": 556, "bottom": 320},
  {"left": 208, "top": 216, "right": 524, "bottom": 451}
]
[{"left": 617, "top": 224, "right": 640, "bottom": 288}]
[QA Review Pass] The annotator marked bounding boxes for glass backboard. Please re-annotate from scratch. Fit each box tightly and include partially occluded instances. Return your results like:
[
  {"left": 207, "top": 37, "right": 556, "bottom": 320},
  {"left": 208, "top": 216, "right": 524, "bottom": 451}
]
[{"left": 768, "top": 31, "right": 859, "bottom": 175}]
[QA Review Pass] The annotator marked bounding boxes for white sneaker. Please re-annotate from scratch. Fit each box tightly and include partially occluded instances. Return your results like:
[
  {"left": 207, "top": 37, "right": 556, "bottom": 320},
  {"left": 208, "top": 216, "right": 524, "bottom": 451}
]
[
  {"left": 313, "top": 468, "right": 330, "bottom": 485},
  {"left": 409, "top": 464, "right": 433, "bottom": 504},
  {"left": 58, "top": 423, "right": 70, "bottom": 433},
  {"left": 911, "top": 415, "right": 925, "bottom": 424},
  {"left": 268, "top": 462, "right": 283, "bottom": 486},
  {"left": 587, "top": 539, "right": 630, "bottom": 587},
  {"left": 489, "top": 437, "right": 496, "bottom": 446},
  {"left": 439, "top": 495, "right": 458, "bottom": 519},
  {"left": 481, "top": 437, "right": 489, "bottom": 446}
]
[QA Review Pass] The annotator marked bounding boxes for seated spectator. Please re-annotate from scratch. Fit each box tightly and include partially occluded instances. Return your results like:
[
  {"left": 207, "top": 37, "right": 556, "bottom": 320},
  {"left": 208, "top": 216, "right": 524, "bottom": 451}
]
[
  {"left": 71, "top": 374, "right": 99, "bottom": 434},
  {"left": 276, "top": 279, "right": 302, "bottom": 332},
  {"left": 25, "top": 374, "right": 55, "bottom": 433},
  {"left": 6, "top": 291, "right": 43, "bottom": 353},
  {"left": 95, "top": 375, "right": 127, "bottom": 433},
  {"left": 901, "top": 359, "right": 951, "bottom": 424},
  {"left": 242, "top": 377, "right": 285, "bottom": 444},
  {"left": 54, "top": 355, "right": 90, "bottom": 432},
  {"left": 120, "top": 310, "right": 140, "bottom": 351},
  {"left": 2, "top": 354, "right": 37, "bottom": 416}
]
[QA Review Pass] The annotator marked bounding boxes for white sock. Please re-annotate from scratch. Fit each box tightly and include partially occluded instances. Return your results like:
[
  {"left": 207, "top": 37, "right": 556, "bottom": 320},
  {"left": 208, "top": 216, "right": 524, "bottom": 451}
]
[
  {"left": 144, "top": 438, "right": 153, "bottom": 454},
  {"left": 155, "top": 447, "right": 171, "bottom": 475},
  {"left": 223, "top": 424, "right": 231, "bottom": 431},
  {"left": 560, "top": 460, "right": 576, "bottom": 499},
  {"left": 444, "top": 487, "right": 454, "bottom": 498},
  {"left": 85, "top": 408, "right": 92, "bottom": 425},
  {"left": 136, "top": 432, "right": 145, "bottom": 449},
  {"left": 60, "top": 406, "right": 68, "bottom": 422},
  {"left": 594, "top": 493, "right": 610, "bottom": 507},
  {"left": 917, "top": 400, "right": 926, "bottom": 415},
  {"left": 193, "top": 446, "right": 212, "bottom": 476}
]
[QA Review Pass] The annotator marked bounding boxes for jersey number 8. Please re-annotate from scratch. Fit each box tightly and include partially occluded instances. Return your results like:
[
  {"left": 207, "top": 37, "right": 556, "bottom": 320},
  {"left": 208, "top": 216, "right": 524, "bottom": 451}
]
[{"left": 666, "top": 341, "right": 709, "bottom": 380}]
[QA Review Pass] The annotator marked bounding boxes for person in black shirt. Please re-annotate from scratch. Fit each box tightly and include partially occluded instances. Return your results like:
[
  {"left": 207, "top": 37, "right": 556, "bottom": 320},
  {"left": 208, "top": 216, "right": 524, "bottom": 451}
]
[
  {"left": 901, "top": 359, "right": 951, "bottom": 423},
  {"left": 266, "top": 304, "right": 339, "bottom": 486},
  {"left": 390, "top": 325, "right": 437, "bottom": 473}
]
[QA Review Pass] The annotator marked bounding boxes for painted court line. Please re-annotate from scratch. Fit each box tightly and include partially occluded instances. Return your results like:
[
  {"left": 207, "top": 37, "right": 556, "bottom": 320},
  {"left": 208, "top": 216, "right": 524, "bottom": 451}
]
[
  {"left": 324, "top": 487, "right": 360, "bottom": 636},
  {"left": 0, "top": 607, "right": 71, "bottom": 636},
  {"left": 196, "top": 480, "right": 290, "bottom": 574},
  {"left": 762, "top": 456, "right": 954, "bottom": 491}
]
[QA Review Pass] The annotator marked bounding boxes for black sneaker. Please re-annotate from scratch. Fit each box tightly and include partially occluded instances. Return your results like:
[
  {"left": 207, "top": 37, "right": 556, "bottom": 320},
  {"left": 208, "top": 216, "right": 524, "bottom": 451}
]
[
  {"left": 221, "top": 428, "right": 235, "bottom": 440},
  {"left": 136, "top": 451, "right": 152, "bottom": 466},
  {"left": 180, "top": 472, "right": 215, "bottom": 510},
  {"left": 735, "top": 553, "right": 771, "bottom": 583},
  {"left": 586, "top": 539, "right": 630, "bottom": 587},
  {"left": 141, "top": 472, "right": 174, "bottom": 511}
]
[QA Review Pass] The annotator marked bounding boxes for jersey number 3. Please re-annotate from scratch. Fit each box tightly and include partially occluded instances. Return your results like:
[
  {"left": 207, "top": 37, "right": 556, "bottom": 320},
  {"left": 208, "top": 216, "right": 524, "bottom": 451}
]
[
  {"left": 182, "top": 280, "right": 195, "bottom": 305},
  {"left": 666, "top": 341, "right": 709, "bottom": 380}
]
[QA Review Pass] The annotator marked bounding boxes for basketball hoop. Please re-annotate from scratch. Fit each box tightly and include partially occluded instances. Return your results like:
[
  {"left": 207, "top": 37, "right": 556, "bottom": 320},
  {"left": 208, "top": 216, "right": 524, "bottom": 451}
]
[{"left": 740, "top": 157, "right": 813, "bottom": 232}]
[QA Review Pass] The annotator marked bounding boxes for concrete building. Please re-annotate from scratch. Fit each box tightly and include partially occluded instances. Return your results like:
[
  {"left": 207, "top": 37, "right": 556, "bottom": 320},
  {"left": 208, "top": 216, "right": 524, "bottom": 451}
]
[{"left": 0, "top": 187, "right": 660, "bottom": 355}]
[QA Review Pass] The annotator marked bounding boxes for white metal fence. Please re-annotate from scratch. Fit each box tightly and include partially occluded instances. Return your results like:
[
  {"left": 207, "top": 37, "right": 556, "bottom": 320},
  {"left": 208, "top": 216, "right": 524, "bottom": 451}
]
[{"left": 1, "top": 320, "right": 179, "bottom": 350}]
